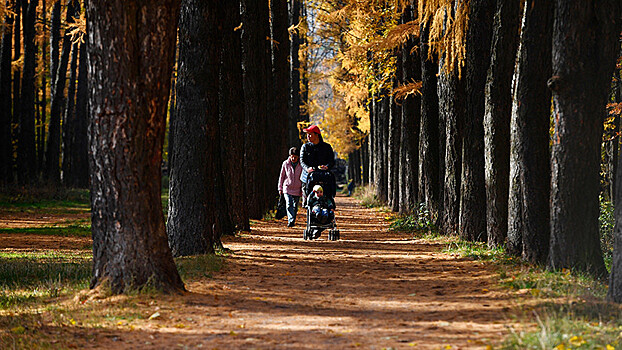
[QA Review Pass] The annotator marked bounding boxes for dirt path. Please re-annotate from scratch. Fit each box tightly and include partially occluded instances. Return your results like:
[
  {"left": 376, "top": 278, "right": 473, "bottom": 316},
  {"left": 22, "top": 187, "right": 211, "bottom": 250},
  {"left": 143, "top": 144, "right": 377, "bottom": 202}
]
[{"left": 4, "top": 195, "right": 520, "bottom": 349}]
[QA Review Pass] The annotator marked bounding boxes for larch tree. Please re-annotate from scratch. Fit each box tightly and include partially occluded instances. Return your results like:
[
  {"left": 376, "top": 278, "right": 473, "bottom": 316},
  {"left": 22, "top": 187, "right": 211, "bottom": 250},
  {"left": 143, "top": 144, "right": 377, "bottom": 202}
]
[
  {"left": 219, "top": 0, "right": 250, "bottom": 231},
  {"left": 419, "top": 10, "right": 440, "bottom": 220},
  {"left": 71, "top": 40, "right": 88, "bottom": 188},
  {"left": 62, "top": 0, "right": 81, "bottom": 186},
  {"left": 87, "top": 0, "right": 184, "bottom": 293},
  {"left": 548, "top": 0, "right": 619, "bottom": 277},
  {"left": 241, "top": 0, "right": 271, "bottom": 219},
  {"left": 483, "top": 0, "right": 520, "bottom": 248},
  {"left": 167, "top": 0, "right": 230, "bottom": 256},
  {"left": 17, "top": 0, "right": 38, "bottom": 184},
  {"left": 288, "top": 0, "right": 302, "bottom": 147},
  {"left": 46, "top": 0, "right": 76, "bottom": 183},
  {"left": 459, "top": 0, "right": 495, "bottom": 242},
  {"left": 507, "top": 0, "right": 552, "bottom": 263},
  {"left": 0, "top": 2, "right": 13, "bottom": 184}
]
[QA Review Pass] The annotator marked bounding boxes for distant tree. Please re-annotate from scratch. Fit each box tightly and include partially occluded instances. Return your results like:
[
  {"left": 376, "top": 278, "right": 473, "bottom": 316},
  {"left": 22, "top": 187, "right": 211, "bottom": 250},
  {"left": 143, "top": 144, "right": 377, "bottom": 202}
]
[
  {"left": 167, "top": 0, "right": 229, "bottom": 256},
  {"left": 0, "top": 2, "right": 13, "bottom": 184},
  {"left": 46, "top": 0, "right": 76, "bottom": 183},
  {"left": 399, "top": 5, "right": 420, "bottom": 213},
  {"left": 549, "top": 0, "right": 619, "bottom": 277},
  {"left": 17, "top": 0, "right": 38, "bottom": 184},
  {"left": 419, "top": 16, "right": 440, "bottom": 219},
  {"left": 62, "top": 1, "right": 80, "bottom": 186},
  {"left": 507, "top": 0, "right": 552, "bottom": 263},
  {"left": 459, "top": 0, "right": 495, "bottom": 242},
  {"left": 87, "top": 0, "right": 184, "bottom": 293},
  {"left": 483, "top": 0, "right": 520, "bottom": 248},
  {"left": 71, "top": 41, "right": 88, "bottom": 188},
  {"left": 288, "top": 0, "right": 302, "bottom": 147}
]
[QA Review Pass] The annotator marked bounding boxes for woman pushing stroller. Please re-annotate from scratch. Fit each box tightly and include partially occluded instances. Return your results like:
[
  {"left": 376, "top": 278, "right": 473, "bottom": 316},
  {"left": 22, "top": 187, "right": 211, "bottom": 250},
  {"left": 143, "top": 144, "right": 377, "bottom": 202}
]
[{"left": 299, "top": 125, "right": 335, "bottom": 206}]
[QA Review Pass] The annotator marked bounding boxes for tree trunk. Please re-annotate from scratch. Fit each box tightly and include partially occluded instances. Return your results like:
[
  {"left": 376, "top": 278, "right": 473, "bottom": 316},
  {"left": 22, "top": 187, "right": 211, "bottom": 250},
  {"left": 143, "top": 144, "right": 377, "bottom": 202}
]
[
  {"left": 388, "top": 85, "right": 400, "bottom": 212},
  {"left": 46, "top": 1, "right": 76, "bottom": 183},
  {"left": 508, "top": 0, "right": 552, "bottom": 263},
  {"left": 241, "top": 0, "right": 271, "bottom": 219},
  {"left": 167, "top": 0, "right": 229, "bottom": 256},
  {"left": 483, "top": 0, "right": 521, "bottom": 248},
  {"left": 220, "top": 0, "right": 249, "bottom": 231},
  {"left": 400, "top": 13, "right": 421, "bottom": 213},
  {"left": 459, "top": 0, "right": 495, "bottom": 242},
  {"left": 361, "top": 136, "right": 369, "bottom": 184},
  {"left": 37, "top": 0, "right": 46, "bottom": 175},
  {"left": 49, "top": 0, "right": 60, "bottom": 93},
  {"left": 288, "top": 0, "right": 301, "bottom": 147},
  {"left": 268, "top": 0, "right": 289, "bottom": 211},
  {"left": 0, "top": 4, "right": 13, "bottom": 184},
  {"left": 87, "top": 0, "right": 184, "bottom": 293},
  {"left": 12, "top": 0, "right": 20, "bottom": 168},
  {"left": 17, "top": 0, "right": 38, "bottom": 184},
  {"left": 419, "top": 23, "right": 440, "bottom": 218},
  {"left": 72, "top": 42, "right": 88, "bottom": 188},
  {"left": 375, "top": 94, "right": 389, "bottom": 202},
  {"left": 62, "top": 23, "right": 80, "bottom": 186},
  {"left": 549, "top": 0, "right": 619, "bottom": 277}
]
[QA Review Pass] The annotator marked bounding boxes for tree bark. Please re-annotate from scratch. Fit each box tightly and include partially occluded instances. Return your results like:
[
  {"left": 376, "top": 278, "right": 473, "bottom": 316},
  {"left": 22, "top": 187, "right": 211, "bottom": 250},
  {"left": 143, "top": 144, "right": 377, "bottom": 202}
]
[
  {"left": 0, "top": 3, "right": 13, "bottom": 184},
  {"left": 483, "top": 0, "right": 520, "bottom": 248},
  {"left": 220, "top": 0, "right": 249, "bottom": 231},
  {"left": 72, "top": 42, "right": 88, "bottom": 188},
  {"left": 388, "top": 85, "right": 400, "bottom": 212},
  {"left": 549, "top": 0, "right": 619, "bottom": 277},
  {"left": 17, "top": 0, "right": 38, "bottom": 184},
  {"left": 400, "top": 14, "right": 421, "bottom": 213},
  {"left": 167, "top": 0, "right": 228, "bottom": 256},
  {"left": 37, "top": 0, "right": 46, "bottom": 175},
  {"left": 241, "top": 0, "right": 271, "bottom": 219},
  {"left": 419, "top": 26, "right": 440, "bottom": 218},
  {"left": 508, "top": 0, "right": 552, "bottom": 263},
  {"left": 459, "top": 0, "right": 495, "bottom": 242},
  {"left": 87, "top": 0, "right": 184, "bottom": 293}
]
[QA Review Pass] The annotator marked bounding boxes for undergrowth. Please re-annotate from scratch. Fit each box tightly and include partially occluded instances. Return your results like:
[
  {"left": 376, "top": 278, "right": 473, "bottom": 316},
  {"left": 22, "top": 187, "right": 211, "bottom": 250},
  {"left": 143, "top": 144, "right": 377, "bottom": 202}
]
[
  {"left": 442, "top": 239, "right": 621, "bottom": 349},
  {"left": 353, "top": 184, "right": 383, "bottom": 208}
]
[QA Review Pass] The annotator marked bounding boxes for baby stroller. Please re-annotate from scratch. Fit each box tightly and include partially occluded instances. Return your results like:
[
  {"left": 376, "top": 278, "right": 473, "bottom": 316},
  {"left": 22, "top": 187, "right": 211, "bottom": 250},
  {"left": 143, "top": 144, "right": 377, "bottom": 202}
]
[{"left": 303, "top": 170, "right": 340, "bottom": 241}]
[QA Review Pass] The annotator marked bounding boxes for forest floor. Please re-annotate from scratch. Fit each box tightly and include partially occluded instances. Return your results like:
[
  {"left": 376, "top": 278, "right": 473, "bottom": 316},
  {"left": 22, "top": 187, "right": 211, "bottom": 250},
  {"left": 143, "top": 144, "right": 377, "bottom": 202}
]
[{"left": 0, "top": 194, "right": 527, "bottom": 349}]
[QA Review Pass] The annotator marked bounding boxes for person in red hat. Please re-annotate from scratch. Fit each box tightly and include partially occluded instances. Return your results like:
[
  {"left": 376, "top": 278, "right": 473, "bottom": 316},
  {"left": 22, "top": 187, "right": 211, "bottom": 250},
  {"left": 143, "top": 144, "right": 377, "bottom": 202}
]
[{"left": 300, "top": 125, "right": 335, "bottom": 206}]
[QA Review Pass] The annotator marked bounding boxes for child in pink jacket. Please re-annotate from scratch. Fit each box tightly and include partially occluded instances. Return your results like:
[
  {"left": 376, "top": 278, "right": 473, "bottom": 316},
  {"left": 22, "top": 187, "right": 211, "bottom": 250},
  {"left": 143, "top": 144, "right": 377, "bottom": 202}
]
[{"left": 278, "top": 147, "right": 303, "bottom": 227}]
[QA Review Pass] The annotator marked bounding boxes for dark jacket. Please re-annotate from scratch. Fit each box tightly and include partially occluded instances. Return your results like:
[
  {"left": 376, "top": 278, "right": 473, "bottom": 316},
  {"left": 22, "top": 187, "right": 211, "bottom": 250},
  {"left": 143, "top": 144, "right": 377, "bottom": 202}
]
[
  {"left": 299, "top": 140, "right": 335, "bottom": 183},
  {"left": 307, "top": 193, "right": 335, "bottom": 210}
]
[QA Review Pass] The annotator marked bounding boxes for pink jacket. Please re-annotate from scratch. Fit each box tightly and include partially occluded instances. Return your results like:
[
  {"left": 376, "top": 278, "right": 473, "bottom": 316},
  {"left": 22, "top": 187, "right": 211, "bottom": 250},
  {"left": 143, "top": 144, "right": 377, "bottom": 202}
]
[{"left": 278, "top": 159, "right": 303, "bottom": 196}]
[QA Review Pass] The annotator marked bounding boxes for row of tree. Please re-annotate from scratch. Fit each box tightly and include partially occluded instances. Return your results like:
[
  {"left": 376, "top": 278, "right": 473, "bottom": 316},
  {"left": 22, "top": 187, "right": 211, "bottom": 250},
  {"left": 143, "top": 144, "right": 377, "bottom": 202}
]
[
  {"left": 325, "top": 1, "right": 621, "bottom": 299},
  {"left": 0, "top": 0, "right": 88, "bottom": 187},
  {"left": 86, "top": 0, "right": 315, "bottom": 293}
]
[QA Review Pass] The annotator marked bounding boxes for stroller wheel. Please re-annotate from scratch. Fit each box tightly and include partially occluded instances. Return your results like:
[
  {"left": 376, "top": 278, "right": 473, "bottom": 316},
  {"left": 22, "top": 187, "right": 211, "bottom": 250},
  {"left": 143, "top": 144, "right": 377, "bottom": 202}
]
[
  {"left": 328, "top": 230, "right": 334, "bottom": 241},
  {"left": 335, "top": 230, "right": 340, "bottom": 240},
  {"left": 303, "top": 229, "right": 308, "bottom": 240}
]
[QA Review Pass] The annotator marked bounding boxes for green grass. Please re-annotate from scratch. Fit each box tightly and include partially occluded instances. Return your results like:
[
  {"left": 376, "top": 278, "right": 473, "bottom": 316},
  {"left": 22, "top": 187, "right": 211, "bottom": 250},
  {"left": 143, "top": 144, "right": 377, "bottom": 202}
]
[
  {"left": 440, "top": 237, "right": 622, "bottom": 349},
  {"left": 0, "top": 251, "right": 92, "bottom": 309},
  {"left": 0, "top": 222, "right": 91, "bottom": 237},
  {"left": 176, "top": 253, "right": 224, "bottom": 280}
]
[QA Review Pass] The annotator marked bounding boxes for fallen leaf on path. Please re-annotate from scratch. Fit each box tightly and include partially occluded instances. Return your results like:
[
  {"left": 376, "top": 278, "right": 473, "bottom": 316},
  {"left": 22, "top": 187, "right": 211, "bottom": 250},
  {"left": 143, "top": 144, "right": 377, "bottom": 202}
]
[
  {"left": 174, "top": 323, "right": 185, "bottom": 328},
  {"left": 568, "top": 336, "right": 586, "bottom": 346},
  {"left": 148, "top": 312, "right": 161, "bottom": 320}
]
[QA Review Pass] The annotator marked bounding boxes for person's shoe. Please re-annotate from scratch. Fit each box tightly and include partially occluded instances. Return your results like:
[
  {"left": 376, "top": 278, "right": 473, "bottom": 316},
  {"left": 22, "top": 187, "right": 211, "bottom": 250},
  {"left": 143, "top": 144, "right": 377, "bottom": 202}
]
[{"left": 287, "top": 222, "right": 295, "bottom": 227}]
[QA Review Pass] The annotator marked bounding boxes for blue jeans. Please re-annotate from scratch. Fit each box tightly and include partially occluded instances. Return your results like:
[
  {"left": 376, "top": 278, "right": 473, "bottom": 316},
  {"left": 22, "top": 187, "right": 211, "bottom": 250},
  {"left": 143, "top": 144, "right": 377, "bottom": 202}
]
[{"left": 285, "top": 194, "right": 300, "bottom": 225}]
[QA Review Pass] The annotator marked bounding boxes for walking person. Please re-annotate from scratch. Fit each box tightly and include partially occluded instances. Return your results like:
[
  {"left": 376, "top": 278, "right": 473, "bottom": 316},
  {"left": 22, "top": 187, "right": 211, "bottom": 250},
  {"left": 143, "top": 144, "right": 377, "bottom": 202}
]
[
  {"left": 299, "top": 125, "right": 335, "bottom": 206},
  {"left": 278, "top": 147, "right": 303, "bottom": 227}
]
